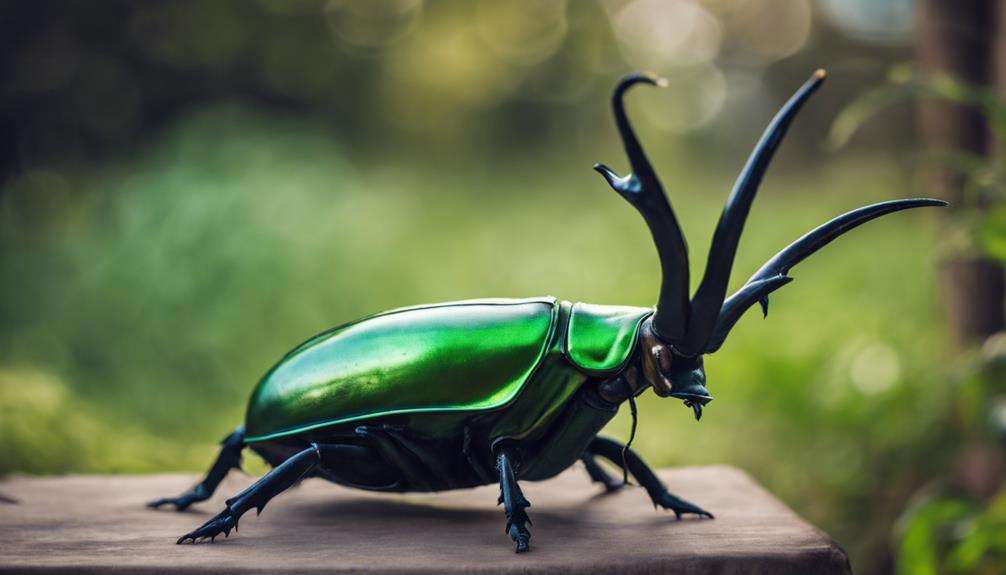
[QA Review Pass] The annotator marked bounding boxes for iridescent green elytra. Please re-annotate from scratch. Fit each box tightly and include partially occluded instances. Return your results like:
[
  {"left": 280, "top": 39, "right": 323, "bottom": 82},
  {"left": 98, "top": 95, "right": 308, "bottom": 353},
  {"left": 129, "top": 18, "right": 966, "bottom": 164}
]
[
  {"left": 153, "top": 69, "right": 945, "bottom": 554},
  {"left": 244, "top": 298, "right": 650, "bottom": 445}
]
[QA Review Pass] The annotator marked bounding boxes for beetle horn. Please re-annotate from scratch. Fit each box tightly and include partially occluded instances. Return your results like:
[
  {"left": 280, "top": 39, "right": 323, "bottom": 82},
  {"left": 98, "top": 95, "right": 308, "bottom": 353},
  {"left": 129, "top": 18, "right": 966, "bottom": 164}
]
[
  {"left": 676, "top": 69, "right": 827, "bottom": 356},
  {"left": 703, "top": 198, "right": 947, "bottom": 353},
  {"left": 594, "top": 73, "right": 691, "bottom": 342}
]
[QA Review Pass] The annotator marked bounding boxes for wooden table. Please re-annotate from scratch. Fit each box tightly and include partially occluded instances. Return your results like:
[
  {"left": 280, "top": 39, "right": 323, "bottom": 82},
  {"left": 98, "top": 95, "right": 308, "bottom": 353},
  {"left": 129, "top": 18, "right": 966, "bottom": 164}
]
[{"left": 0, "top": 465, "right": 850, "bottom": 574}]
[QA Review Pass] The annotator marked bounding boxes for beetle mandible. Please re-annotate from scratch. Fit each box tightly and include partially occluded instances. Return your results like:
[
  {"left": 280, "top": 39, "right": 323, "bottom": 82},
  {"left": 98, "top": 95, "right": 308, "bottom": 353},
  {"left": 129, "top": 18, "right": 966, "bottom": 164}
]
[{"left": 149, "top": 69, "right": 945, "bottom": 553}]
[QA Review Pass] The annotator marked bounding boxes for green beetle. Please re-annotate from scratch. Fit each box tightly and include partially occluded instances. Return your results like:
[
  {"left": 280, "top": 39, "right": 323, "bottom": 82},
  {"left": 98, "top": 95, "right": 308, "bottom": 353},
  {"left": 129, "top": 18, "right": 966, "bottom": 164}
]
[{"left": 149, "top": 69, "right": 944, "bottom": 553}]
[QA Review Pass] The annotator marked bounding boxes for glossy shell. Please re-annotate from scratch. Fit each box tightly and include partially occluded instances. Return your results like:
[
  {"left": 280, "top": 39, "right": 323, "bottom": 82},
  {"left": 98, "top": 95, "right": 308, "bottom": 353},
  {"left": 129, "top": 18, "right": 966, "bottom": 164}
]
[
  {"left": 243, "top": 298, "right": 650, "bottom": 444},
  {"left": 245, "top": 298, "right": 557, "bottom": 442},
  {"left": 565, "top": 303, "right": 652, "bottom": 375}
]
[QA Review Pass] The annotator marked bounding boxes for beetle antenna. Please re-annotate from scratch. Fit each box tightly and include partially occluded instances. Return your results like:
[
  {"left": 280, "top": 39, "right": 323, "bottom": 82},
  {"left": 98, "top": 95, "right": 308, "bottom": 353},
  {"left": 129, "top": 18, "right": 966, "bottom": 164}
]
[
  {"left": 703, "top": 198, "right": 947, "bottom": 352},
  {"left": 678, "top": 70, "right": 826, "bottom": 356},
  {"left": 594, "top": 73, "right": 691, "bottom": 343}
]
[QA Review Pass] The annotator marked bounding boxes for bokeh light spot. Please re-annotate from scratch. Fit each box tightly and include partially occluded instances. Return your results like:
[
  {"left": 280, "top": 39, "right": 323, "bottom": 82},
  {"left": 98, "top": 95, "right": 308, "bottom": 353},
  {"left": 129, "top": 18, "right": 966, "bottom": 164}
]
[
  {"left": 636, "top": 64, "right": 727, "bottom": 133},
  {"left": 849, "top": 342, "right": 901, "bottom": 395},
  {"left": 325, "top": 0, "right": 423, "bottom": 50},
  {"left": 731, "top": 0, "right": 811, "bottom": 63},
  {"left": 475, "top": 0, "right": 568, "bottom": 67},
  {"left": 613, "top": 0, "right": 722, "bottom": 68},
  {"left": 820, "top": 0, "right": 913, "bottom": 45}
]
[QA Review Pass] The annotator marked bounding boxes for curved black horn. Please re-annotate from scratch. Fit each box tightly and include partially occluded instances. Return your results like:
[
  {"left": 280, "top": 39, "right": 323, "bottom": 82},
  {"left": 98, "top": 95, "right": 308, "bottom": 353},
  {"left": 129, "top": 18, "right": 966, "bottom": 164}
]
[
  {"left": 594, "top": 74, "right": 691, "bottom": 342},
  {"left": 679, "top": 69, "right": 828, "bottom": 356},
  {"left": 703, "top": 198, "right": 947, "bottom": 353},
  {"left": 703, "top": 275, "right": 792, "bottom": 353}
]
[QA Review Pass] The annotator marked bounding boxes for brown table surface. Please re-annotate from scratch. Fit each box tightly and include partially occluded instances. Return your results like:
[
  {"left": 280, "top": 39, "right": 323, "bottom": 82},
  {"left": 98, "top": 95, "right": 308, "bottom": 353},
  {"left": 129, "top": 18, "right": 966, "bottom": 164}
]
[{"left": 0, "top": 465, "right": 850, "bottom": 574}]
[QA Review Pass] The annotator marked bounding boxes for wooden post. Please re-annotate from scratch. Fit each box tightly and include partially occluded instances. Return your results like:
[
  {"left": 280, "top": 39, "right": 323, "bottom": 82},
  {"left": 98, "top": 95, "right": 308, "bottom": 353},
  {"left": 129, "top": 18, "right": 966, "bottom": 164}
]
[{"left": 917, "top": 0, "right": 1005, "bottom": 348}]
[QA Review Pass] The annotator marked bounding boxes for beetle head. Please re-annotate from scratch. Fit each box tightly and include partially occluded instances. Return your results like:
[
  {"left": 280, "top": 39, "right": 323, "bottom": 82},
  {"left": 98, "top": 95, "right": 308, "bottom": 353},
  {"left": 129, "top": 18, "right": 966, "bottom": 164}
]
[{"left": 637, "top": 318, "right": 711, "bottom": 421}]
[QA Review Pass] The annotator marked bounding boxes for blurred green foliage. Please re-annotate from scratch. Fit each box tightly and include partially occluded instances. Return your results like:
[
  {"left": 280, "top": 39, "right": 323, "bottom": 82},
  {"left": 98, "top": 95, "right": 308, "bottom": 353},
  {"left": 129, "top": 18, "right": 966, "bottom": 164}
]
[
  {"left": 897, "top": 494, "right": 1006, "bottom": 575},
  {"left": 0, "top": 1, "right": 968, "bottom": 574},
  {"left": 1, "top": 104, "right": 947, "bottom": 568},
  {"left": 894, "top": 343, "right": 1006, "bottom": 575},
  {"left": 830, "top": 64, "right": 1006, "bottom": 260},
  {"left": 827, "top": 68, "right": 1006, "bottom": 574}
]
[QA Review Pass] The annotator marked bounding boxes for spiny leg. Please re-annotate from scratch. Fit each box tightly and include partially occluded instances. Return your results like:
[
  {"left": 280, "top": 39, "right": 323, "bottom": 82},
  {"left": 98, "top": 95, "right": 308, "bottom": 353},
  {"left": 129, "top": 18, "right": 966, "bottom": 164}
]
[
  {"left": 587, "top": 436, "right": 713, "bottom": 519},
  {"left": 580, "top": 453, "right": 624, "bottom": 493},
  {"left": 148, "top": 426, "right": 245, "bottom": 511},
  {"left": 496, "top": 447, "right": 532, "bottom": 553},
  {"left": 175, "top": 444, "right": 378, "bottom": 542},
  {"left": 177, "top": 443, "right": 321, "bottom": 543}
]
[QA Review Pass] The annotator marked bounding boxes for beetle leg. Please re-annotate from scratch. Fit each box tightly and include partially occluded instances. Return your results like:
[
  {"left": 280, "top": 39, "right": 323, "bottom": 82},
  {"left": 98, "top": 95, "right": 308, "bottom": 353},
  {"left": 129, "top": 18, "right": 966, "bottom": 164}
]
[
  {"left": 355, "top": 425, "right": 437, "bottom": 491},
  {"left": 463, "top": 426, "right": 495, "bottom": 484},
  {"left": 148, "top": 426, "right": 245, "bottom": 511},
  {"left": 373, "top": 425, "right": 456, "bottom": 490},
  {"left": 496, "top": 448, "right": 532, "bottom": 553},
  {"left": 587, "top": 436, "right": 714, "bottom": 519},
  {"left": 580, "top": 453, "right": 624, "bottom": 493},
  {"left": 176, "top": 443, "right": 321, "bottom": 544}
]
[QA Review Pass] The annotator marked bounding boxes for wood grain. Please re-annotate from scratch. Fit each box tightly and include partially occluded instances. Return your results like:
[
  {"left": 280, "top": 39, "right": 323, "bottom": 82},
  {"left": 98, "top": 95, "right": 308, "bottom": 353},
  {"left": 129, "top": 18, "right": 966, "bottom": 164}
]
[{"left": 0, "top": 465, "right": 850, "bottom": 574}]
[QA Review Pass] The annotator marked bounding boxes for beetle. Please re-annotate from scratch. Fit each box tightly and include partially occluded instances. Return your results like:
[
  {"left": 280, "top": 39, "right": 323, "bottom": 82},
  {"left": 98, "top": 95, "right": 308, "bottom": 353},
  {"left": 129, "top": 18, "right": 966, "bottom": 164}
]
[{"left": 149, "top": 69, "right": 945, "bottom": 553}]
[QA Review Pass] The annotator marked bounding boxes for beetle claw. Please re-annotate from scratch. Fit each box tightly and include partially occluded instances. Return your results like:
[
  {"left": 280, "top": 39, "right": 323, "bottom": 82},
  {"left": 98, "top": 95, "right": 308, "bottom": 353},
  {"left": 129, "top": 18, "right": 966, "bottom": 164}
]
[
  {"left": 654, "top": 491, "right": 714, "bottom": 520},
  {"left": 175, "top": 509, "right": 237, "bottom": 545}
]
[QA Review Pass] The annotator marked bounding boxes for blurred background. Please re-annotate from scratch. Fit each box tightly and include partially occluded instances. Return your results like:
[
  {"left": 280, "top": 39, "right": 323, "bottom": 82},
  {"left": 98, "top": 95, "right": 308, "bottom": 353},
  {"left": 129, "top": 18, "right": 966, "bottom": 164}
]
[{"left": 2, "top": 0, "right": 1005, "bottom": 573}]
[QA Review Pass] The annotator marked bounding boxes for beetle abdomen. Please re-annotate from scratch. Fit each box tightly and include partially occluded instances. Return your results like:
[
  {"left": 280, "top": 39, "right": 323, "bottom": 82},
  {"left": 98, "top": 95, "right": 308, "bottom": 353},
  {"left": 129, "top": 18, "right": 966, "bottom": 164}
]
[{"left": 244, "top": 298, "right": 558, "bottom": 443}]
